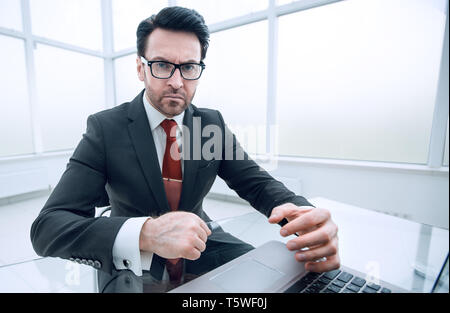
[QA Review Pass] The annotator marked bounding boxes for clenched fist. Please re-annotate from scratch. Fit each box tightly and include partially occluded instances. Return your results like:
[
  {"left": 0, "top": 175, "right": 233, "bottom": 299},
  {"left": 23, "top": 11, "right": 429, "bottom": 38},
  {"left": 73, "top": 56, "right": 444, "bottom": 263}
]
[{"left": 139, "top": 211, "right": 212, "bottom": 260}]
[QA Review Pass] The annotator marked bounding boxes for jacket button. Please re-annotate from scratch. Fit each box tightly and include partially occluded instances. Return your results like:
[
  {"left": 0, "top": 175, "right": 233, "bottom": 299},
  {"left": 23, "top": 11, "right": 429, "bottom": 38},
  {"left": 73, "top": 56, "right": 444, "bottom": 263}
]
[
  {"left": 87, "top": 260, "right": 94, "bottom": 267},
  {"left": 81, "top": 259, "right": 88, "bottom": 265},
  {"left": 75, "top": 258, "right": 81, "bottom": 264},
  {"left": 123, "top": 259, "right": 131, "bottom": 268},
  {"left": 94, "top": 261, "right": 102, "bottom": 269}
]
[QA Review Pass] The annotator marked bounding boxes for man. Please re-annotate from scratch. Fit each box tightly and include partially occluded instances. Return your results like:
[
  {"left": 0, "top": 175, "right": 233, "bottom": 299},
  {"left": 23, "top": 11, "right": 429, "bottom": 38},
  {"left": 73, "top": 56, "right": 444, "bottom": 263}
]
[{"left": 30, "top": 6, "right": 339, "bottom": 292}]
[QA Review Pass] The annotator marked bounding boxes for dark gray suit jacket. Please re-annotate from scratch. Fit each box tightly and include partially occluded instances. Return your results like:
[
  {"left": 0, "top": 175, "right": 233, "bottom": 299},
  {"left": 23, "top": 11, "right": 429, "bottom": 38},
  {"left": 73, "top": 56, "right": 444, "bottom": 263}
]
[{"left": 30, "top": 90, "right": 313, "bottom": 275}]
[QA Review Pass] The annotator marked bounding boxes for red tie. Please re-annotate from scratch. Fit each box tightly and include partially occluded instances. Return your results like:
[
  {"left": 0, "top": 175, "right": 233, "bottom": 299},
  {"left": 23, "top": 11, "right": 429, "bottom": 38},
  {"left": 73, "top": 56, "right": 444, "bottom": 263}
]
[{"left": 160, "top": 119, "right": 183, "bottom": 283}]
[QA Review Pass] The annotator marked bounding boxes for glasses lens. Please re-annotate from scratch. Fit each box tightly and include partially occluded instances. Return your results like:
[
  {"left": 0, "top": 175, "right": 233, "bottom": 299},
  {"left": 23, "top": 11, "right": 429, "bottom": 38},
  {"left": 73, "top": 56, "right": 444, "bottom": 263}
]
[
  {"left": 180, "top": 64, "right": 202, "bottom": 80},
  {"left": 151, "top": 62, "right": 175, "bottom": 79}
]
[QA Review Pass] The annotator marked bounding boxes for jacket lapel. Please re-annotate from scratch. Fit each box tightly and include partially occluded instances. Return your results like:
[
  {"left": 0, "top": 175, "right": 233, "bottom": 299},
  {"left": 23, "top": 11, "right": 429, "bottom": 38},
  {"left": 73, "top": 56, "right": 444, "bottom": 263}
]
[{"left": 127, "top": 90, "right": 169, "bottom": 215}]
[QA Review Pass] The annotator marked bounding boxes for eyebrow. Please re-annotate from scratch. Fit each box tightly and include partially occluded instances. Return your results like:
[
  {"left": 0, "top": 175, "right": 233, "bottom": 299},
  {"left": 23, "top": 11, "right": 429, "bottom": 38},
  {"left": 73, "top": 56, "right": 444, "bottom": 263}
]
[{"left": 149, "top": 56, "right": 200, "bottom": 64}]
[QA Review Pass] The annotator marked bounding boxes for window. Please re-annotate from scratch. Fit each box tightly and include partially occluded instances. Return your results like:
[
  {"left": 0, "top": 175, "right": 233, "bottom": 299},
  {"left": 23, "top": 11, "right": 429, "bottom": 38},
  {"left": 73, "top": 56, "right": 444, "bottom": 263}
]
[
  {"left": 112, "top": 0, "right": 168, "bottom": 51},
  {"left": 0, "top": 35, "right": 34, "bottom": 157},
  {"left": 177, "top": 0, "right": 268, "bottom": 25},
  {"left": 0, "top": 0, "right": 22, "bottom": 31},
  {"left": 276, "top": 0, "right": 447, "bottom": 164},
  {"left": 193, "top": 21, "right": 268, "bottom": 155},
  {"left": 34, "top": 44, "right": 105, "bottom": 152},
  {"left": 114, "top": 54, "right": 144, "bottom": 105},
  {"left": 1, "top": 0, "right": 448, "bottom": 165},
  {"left": 29, "top": 0, "right": 103, "bottom": 50}
]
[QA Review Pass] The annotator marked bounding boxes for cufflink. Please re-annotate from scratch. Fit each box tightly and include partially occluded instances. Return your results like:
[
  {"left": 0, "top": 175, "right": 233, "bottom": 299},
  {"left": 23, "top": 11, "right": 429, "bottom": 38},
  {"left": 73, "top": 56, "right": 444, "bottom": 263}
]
[{"left": 123, "top": 259, "right": 131, "bottom": 268}]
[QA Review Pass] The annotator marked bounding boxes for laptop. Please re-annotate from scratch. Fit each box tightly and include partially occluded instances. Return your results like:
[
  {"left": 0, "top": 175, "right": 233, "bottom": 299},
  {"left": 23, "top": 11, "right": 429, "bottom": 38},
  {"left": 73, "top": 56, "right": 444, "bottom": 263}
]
[
  {"left": 430, "top": 252, "right": 449, "bottom": 293},
  {"left": 170, "top": 240, "right": 449, "bottom": 293}
]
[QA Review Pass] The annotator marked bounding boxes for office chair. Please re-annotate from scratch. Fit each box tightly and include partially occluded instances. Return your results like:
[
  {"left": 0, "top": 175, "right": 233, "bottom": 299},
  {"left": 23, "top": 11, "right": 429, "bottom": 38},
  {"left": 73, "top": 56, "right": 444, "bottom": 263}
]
[{"left": 93, "top": 206, "right": 111, "bottom": 293}]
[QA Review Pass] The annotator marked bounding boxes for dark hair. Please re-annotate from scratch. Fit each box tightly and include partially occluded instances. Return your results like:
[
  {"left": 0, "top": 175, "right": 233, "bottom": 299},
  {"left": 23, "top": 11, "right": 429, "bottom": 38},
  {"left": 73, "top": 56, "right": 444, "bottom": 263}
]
[{"left": 136, "top": 6, "right": 210, "bottom": 60}]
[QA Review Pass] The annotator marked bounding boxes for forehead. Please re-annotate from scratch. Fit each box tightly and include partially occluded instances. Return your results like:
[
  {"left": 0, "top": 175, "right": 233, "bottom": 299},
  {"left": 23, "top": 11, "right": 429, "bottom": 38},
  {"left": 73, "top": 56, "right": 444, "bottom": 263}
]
[{"left": 146, "top": 28, "right": 201, "bottom": 62}]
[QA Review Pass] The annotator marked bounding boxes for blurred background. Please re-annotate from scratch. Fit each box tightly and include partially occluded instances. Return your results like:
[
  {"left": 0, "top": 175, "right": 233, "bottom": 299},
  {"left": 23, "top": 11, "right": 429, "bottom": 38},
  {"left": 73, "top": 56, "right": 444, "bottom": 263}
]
[{"left": 0, "top": 0, "right": 448, "bottom": 292}]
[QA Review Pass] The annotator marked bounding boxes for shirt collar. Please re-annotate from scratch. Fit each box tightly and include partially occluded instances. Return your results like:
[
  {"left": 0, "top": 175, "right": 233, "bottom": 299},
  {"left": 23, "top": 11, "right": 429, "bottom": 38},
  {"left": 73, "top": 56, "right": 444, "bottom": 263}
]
[{"left": 142, "top": 91, "right": 185, "bottom": 131}]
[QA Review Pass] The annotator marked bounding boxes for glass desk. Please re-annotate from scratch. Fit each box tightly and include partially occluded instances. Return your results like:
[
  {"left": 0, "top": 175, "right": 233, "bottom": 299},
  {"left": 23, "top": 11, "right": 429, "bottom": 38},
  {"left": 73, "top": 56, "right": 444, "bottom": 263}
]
[
  {"left": 0, "top": 197, "right": 448, "bottom": 293},
  {"left": 96, "top": 197, "right": 449, "bottom": 293}
]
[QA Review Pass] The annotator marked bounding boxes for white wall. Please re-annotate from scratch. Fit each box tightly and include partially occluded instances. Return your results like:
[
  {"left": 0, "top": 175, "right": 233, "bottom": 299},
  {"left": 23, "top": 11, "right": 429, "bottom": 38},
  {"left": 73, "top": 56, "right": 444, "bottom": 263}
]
[
  {"left": 267, "top": 160, "right": 448, "bottom": 229},
  {"left": 0, "top": 153, "right": 70, "bottom": 200},
  {"left": 209, "top": 158, "right": 449, "bottom": 229}
]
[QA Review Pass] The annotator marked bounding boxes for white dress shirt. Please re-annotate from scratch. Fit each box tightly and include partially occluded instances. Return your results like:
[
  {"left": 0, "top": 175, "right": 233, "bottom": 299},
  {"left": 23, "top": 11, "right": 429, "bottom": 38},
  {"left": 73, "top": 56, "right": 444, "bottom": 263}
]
[{"left": 112, "top": 91, "right": 185, "bottom": 276}]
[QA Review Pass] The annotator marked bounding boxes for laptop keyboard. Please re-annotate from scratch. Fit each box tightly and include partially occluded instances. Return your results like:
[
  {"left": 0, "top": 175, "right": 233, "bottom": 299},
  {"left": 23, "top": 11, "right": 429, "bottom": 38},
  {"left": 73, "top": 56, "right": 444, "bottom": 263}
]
[{"left": 284, "top": 269, "right": 393, "bottom": 293}]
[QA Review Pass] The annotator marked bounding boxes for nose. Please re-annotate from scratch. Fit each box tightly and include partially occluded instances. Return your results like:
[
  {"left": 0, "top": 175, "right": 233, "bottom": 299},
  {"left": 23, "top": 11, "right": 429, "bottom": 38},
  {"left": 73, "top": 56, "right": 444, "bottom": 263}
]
[{"left": 167, "top": 67, "right": 184, "bottom": 90}]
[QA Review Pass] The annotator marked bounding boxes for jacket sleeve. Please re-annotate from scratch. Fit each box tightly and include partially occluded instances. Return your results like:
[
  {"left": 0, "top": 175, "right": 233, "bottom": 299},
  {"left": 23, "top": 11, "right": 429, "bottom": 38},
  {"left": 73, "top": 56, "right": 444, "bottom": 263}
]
[
  {"left": 30, "top": 114, "right": 129, "bottom": 275},
  {"left": 216, "top": 111, "right": 314, "bottom": 226}
]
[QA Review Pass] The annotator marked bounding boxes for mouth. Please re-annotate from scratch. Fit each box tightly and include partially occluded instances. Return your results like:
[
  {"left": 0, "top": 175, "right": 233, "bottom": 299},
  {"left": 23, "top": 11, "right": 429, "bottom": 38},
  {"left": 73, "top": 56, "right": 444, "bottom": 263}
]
[{"left": 163, "top": 94, "right": 184, "bottom": 100}]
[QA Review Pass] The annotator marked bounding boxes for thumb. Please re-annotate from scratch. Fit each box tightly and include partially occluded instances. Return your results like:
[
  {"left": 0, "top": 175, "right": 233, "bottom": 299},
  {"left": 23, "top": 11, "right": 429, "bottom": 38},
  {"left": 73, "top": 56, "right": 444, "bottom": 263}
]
[{"left": 268, "top": 203, "right": 297, "bottom": 224}]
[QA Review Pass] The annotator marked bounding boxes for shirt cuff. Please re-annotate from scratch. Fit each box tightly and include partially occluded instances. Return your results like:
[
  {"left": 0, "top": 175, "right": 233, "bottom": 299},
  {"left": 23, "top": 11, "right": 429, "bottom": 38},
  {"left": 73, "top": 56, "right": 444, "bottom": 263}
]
[{"left": 112, "top": 216, "right": 153, "bottom": 277}]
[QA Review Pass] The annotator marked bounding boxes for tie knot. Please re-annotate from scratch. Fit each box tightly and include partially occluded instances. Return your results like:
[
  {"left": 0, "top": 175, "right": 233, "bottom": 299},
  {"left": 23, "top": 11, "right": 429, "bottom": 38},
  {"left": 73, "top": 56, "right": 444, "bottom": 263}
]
[{"left": 160, "top": 119, "right": 177, "bottom": 138}]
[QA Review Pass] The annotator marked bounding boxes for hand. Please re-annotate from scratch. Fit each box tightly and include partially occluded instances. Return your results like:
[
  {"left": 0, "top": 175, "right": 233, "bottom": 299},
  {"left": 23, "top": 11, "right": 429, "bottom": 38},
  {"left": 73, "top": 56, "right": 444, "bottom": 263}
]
[
  {"left": 268, "top": 203, "right": 340, "bottom": 273},
  {"left": 139, "top": 211, "right": 212, "bottom": 260}
]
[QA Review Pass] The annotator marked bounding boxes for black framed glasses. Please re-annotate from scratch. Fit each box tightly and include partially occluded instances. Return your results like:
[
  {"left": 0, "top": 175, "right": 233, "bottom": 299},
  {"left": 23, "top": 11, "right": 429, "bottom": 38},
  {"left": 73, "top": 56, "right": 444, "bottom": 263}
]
[{"left": 140, "top": 56, "right": 205, "bottom": 80}]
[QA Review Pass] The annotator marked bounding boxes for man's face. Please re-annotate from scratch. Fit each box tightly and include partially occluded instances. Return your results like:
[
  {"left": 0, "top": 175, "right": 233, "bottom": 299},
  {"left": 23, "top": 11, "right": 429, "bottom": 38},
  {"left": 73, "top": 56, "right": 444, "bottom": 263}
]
[{"left": 137, "top": 28, "right": 202, "bottom": 118}]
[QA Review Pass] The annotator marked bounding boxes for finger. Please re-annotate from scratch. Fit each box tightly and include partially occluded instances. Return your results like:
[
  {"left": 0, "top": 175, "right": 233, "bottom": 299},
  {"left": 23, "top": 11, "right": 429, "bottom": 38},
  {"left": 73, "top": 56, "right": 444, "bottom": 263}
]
[
  {"left": 196, "top": 227, "right": 208, "bottom": 243},
  {"left": 286, "top": 221, "right": 338, "bottom": 250},
  {"left": 304, "top": 254, "right": 341, "bottom": 273},
  {"left": 199, "top": 220, "right": 212, "bottom": 236},
  {"left": 182, "top": 236, "right": 204, "bottom": 260},
  {"left": 184, "top": 248, "right": 201, "bottom": 260},
  {"left": 292, "top": 225, "right": 319, "bottom": 237},
  {"left": 294, "top": 237, "right": 339, "bottom": 262},
  {"left": 280, "top": 208, "right": 331, "bottom": 237},
  {"left": 297, "top": 225, "right": 319, "bottom": 237},
  {"left": 269, "top": 204, "right": 313, "bottom": 224},
  {"left": 193, "top": 236, "right": 206, "bottom": 253}
]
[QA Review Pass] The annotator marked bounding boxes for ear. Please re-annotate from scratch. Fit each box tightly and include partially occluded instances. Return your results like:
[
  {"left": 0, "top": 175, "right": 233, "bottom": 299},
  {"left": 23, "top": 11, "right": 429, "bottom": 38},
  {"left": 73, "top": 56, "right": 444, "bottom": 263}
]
[{"left": 136, "top": 56, "right": 145, "bottom": 82}]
